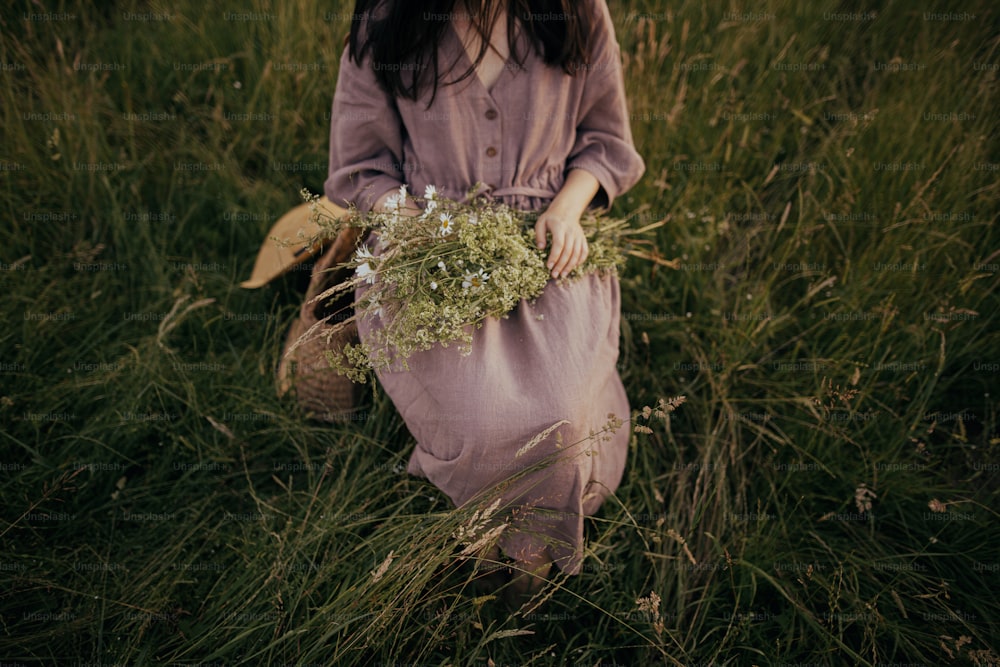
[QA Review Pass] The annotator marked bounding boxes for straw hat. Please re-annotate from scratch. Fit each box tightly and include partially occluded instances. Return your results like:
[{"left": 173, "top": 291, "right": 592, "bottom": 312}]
[
  {"left": 241, "top": 196, "right": 362, "bottom": 420},
  {"left": 239, "top": 195, "right": 347, "bottom": 288}
]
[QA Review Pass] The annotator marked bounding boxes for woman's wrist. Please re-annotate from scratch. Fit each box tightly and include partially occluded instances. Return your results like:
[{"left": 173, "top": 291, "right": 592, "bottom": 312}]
[
  {"left": 373, "top": 185, "right": 418, "bottom": 214},
  {"left": 547, "top": 169, "right": 601, "bottom": 221}
]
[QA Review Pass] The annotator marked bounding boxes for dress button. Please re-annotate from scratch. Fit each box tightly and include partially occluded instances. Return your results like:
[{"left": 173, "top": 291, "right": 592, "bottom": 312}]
[
  {"left": 485, "top": 146, "right": 497, "bottom": 157},
  {"left": 485, "top": 109, "right": 498, "bottom": 120}
]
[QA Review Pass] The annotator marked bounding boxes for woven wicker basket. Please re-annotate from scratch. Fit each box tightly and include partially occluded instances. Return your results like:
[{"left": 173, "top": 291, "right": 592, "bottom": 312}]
[{"left": 277, "top": 230, "right": 362, "bottom": 421}]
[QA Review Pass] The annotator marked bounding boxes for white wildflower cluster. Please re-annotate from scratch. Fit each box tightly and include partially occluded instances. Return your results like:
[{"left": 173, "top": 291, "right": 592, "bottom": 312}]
[{"left": 303, "top": 184, "right": 634, "bottom": 382}]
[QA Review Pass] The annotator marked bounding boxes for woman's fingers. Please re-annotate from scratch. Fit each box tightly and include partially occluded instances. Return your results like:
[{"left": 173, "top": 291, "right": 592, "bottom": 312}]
[
  {"left": 535, "top": 220, "right": 548, "bottom": 251},
  {"left": 548, "top": 227, "right": 566, "bottom": 274},
  {"left": 551, "top": 235, "right": 570, "bottom": 277},
  {"left": 534, "top": 216, "right": 588, "bottom": 279},
  {"left": 552, "top": 230, "right": 587, "bottom": 278}
]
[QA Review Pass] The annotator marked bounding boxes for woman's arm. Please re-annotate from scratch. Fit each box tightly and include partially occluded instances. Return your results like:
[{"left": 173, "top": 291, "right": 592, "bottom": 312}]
[
  {"left": 536, "top": 2, "right": 645, "bottom": 279},
  {"left": 534, "top": 168, "right": 600, "bottom": 279},
  {"left": 324, "top": 23, "right": 407, "bottom": 215},
  {"left": 564, "top": 1, "right": 645, "bottom": 210},
  {"left": 371, "top": 186, "right": 420, "bottom": 214}
]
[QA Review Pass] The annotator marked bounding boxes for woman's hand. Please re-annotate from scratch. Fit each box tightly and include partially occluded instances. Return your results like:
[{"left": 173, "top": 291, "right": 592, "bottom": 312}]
[
  {"left": 535, "top": 168, "right": 602, "bottom": 279},
  {"left": 373, "top": 185, "right": 417, "bottom": 214},
  {"left": 534, "top": 210, "right": 588, "bottom": 279}
]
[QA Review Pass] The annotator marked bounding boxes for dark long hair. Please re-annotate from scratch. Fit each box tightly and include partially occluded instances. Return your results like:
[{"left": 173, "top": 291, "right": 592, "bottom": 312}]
[{"left": 347, "top": 0, "right": 593, "bottom": 103}]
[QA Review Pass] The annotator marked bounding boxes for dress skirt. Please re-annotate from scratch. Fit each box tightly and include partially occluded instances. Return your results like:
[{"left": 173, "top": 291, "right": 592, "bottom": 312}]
[{"left": 356, "top": 257, "right": 630, "bottom": 575}]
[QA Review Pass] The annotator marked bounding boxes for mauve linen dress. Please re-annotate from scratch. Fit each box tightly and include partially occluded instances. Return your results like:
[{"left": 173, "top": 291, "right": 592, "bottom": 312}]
[{"left": 323, "top": 0, "right": 644, "bottom": 574}]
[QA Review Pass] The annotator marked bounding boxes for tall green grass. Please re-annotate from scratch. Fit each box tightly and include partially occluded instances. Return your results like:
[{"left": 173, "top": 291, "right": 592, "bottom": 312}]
[{"left": 2, "top": 0, "right": 997, "bottom": 664}]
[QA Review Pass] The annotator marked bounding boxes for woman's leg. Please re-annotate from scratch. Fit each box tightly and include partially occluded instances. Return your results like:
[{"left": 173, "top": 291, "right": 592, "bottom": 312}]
[{"left": 504, "top": 551, "right": 553, "bottom": 607}]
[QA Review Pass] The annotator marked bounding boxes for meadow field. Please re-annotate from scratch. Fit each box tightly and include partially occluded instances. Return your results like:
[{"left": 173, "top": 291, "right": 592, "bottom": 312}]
[{"left": 1, "top": 0, "right": 998, "bottom": 664}]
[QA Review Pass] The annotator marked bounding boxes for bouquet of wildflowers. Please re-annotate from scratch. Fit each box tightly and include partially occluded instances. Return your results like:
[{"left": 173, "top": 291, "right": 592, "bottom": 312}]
[{"left": 293, "top": 184, "right": 668, "bottom": 382}]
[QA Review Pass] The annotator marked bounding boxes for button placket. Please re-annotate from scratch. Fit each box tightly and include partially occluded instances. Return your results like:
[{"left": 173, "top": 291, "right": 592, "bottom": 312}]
[
  {"left": 485, "top": 105, "right": 499, "bottom": 157},
  {"left": 481, "top": 101, "right": 502, "bottom": 187}
]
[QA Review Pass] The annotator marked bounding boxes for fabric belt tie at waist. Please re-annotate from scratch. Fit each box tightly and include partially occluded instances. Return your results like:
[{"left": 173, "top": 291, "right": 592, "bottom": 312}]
[{"left": 466, "top": 183, "right": 555, "bottom": 202}]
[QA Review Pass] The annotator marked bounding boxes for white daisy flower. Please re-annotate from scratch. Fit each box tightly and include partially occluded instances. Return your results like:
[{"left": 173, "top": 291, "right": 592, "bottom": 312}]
[
  {"left": 355, "top": 263, "right": 374, "bottom": 283},
  {"left": 424, "top": 184, "right": 437, "bottom": 200},
  {"left": 356, "top": 262, "right": 375, "bottom": 283},
  {"left": 364, "top": 292, "right": 384, "bottom": 318},
  {"left": 462, "top": 268, "right": 490, "bottom": 290},
  {"left": 422, "top": 198, "right": 438, "bottom": 218},
  {"left": 354, "top": 247, "right": 377, "bottom": 284},
  {"left": 384, "top": 193, "right": 400, "bottom": 211},
  {"left": 397, "top": 184, "right": 408, "bottom": 201},
  {"left": 438, "top": 212, "right": 454, "bottom": 236}
]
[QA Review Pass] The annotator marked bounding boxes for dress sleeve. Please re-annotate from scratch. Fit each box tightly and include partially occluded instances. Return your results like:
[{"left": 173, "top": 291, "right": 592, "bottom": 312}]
[
  {"left": 565, "top": 0, "right": 645, "bottom": 210},
  {"left": 324, "top": 41, "right": 406, "bottom": 214}
]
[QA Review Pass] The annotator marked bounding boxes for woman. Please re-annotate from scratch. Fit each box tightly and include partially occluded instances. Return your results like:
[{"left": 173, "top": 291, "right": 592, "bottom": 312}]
[{"left": 323, "top": 0, "right": 644, "bottom": 599}]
